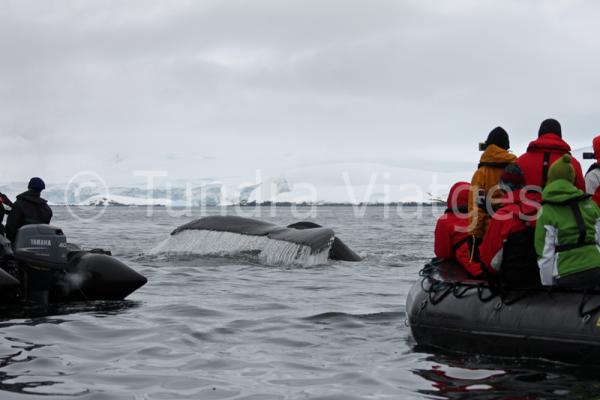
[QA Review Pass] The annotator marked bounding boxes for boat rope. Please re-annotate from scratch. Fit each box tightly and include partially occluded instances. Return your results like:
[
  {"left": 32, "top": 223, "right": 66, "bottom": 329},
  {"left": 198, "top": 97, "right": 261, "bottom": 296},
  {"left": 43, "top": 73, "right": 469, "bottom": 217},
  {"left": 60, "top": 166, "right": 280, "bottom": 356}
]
[
  {"left": 419, "top": 273, "right": 500, "bottom": 304},
  {"left": 476, "top": 284, "right": 497, "bottom": 302},
  {"left": 578, "top": 290, "right": 600, "bottom": 319},
  {"left": 452, "top": 284, "right": 472, "bottom": 298},
  {"left": 420, "top": 264, "right": 600, "bottom": 318},
  {"left": 499, "top": 290, "right": 530, "bottom": 306},
  {"left": 428, "top": 283, "right": 453, "bottom": 305},
  {"left": 77, "top": 286, "right": 90, "bottom": 302}
]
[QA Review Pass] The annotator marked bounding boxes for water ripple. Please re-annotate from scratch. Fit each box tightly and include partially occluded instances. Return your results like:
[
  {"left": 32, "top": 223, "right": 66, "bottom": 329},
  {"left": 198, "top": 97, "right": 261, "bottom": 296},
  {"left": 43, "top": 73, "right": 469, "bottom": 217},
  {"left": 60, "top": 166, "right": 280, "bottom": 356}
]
[{"left": 0, "top": 207, "right": 597, "bottom": 399}]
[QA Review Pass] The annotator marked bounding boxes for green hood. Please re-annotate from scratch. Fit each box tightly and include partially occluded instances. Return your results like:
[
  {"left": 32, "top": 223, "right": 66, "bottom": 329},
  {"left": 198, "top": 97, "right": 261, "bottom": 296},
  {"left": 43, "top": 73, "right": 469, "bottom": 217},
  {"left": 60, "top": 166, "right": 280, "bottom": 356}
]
[{"left": 542, "top": 179, "right": 585, "bottom": 204}]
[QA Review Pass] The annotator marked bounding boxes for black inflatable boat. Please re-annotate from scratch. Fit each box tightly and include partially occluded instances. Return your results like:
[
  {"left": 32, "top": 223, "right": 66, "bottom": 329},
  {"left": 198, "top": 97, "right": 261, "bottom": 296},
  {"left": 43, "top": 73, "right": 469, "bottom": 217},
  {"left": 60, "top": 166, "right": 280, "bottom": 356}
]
[
  {"left": 407, "top": 259, "right": 600, "bottom": 364},
  {"left": 0, "top": 224, "right": 147, "bottom": 305}
]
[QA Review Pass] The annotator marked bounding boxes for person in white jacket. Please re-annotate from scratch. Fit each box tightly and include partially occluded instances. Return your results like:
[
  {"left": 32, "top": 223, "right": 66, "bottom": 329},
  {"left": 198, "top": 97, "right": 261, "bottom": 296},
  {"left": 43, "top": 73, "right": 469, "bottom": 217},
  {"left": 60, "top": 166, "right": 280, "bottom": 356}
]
[{"left": 585, "top": 135, "right": 600, "bottom": 202}]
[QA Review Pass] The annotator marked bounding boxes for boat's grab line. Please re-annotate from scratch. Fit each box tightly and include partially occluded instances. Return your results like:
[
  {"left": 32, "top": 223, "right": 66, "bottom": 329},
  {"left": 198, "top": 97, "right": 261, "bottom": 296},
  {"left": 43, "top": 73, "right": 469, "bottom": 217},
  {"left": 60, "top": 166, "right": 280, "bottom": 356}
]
[{"left": 420, "top": 261, "right": 600, "bottom": 320}]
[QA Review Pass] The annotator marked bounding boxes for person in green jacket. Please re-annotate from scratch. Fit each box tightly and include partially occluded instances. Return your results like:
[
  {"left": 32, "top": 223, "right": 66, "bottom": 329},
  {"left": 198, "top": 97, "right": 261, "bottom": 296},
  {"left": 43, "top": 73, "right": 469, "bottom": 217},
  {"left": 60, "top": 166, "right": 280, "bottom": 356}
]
[{"left": 535, "top": 155, "right": 600, "bottom": 288}]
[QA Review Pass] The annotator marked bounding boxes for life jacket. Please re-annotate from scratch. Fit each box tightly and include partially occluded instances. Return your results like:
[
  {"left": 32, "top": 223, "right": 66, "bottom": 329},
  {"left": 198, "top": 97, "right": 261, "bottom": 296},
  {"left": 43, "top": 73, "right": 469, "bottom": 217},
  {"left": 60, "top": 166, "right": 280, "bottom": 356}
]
[
  {"left": 542, "top": 194, "right": 598, "bottom": 253},
  {"left": 516, "top": 133, "right": 585, "bottom": 191},
  {"left": 536, "top": 179, "right": 600, "bottom": 285},
  {"left": 479, "top": 189, "right": 541, "bottom": 288},
  {"left": 468, "top": 144, "right": 517, "bottom": 238},
  {"left": 434, "top": 182, "right": 482, "bottom": 277}
]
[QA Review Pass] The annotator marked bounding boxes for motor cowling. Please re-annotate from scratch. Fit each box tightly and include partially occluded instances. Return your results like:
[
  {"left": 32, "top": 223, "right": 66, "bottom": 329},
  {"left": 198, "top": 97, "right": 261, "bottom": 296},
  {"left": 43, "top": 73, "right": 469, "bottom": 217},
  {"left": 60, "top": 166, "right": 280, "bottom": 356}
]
[
  {"left": 12, "top": 225, "right": 80, "bottom": 303},
  {"left": 14, "top": 224, "right": 69, "bottom": 266}
]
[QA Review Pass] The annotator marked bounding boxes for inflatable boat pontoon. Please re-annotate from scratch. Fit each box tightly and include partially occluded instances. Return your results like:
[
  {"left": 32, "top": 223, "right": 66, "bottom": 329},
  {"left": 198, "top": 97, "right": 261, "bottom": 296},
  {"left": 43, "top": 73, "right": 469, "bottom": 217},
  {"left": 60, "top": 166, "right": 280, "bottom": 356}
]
[
  {"left": 407, "top": 259, "right": 600, "bottom": 364},
  {"left": 0, "top": 224, "right": 147, "bottom": 305}
]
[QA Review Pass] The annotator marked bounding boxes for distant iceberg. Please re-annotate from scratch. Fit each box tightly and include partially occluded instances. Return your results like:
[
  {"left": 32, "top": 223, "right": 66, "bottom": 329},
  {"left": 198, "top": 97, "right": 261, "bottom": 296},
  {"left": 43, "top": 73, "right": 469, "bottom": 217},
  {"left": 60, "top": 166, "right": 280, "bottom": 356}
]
[
  {"left": 0, "top": 162, "right": 471, "bottom": 206},
  {"left": 82, "top": 194, "right": 172, "bottom": 207}
]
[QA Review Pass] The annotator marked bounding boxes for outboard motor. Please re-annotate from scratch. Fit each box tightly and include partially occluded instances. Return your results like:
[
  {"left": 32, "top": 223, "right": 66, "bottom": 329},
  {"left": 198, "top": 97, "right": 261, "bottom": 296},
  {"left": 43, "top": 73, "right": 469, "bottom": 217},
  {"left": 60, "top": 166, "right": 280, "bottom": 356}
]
[
  {"left": 10, "top": 224, "right": 147, "bottom": 305},
  {"left": 13, "top": 225, "right": 71, "bottom": 304},
  {"left": 15, "top": 225, "right": 70, "bottom": 263}
]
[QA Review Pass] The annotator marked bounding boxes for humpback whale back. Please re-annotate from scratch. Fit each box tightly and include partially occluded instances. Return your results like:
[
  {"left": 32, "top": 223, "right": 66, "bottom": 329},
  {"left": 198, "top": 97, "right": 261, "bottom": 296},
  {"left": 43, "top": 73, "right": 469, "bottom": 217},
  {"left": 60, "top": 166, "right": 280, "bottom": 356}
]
[
  {"left": 154, "top": 216, "right": 361, "bottom": 265},
  {"left": 172, "top": 216, "right": 278, "bottom": 236}
]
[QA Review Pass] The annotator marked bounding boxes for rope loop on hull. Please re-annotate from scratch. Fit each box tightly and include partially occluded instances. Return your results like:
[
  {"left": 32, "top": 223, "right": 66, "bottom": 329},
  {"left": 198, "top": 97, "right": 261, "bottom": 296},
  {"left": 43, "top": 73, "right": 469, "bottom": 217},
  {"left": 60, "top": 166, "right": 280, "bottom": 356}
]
[{"left": 420, "top": 261, "right": 600, "bottom": 320}]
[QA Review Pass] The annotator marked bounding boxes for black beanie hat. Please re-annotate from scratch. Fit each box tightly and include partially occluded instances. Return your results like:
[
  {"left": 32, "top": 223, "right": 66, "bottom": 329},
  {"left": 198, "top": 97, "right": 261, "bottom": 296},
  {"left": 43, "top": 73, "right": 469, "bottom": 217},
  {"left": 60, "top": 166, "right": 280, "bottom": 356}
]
[
  {"left": 538, "top": 118, "right": 562, "bottom": 137},
  {"left": 28, "top": 177, "right": 45, "bottom": 191},
  {"left": 485, "top": 126, "right": 510, "bottom": 150}
]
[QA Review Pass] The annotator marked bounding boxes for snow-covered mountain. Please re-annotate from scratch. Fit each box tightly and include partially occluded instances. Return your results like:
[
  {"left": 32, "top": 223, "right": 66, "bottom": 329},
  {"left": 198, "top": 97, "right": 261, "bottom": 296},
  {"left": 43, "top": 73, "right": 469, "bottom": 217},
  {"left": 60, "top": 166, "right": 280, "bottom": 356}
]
[
  {"left": 0, "top": 162, "right": 477, "bottom": 206},
  {"left": 0, "top": 177, "right": 293, "bottom": 206}
]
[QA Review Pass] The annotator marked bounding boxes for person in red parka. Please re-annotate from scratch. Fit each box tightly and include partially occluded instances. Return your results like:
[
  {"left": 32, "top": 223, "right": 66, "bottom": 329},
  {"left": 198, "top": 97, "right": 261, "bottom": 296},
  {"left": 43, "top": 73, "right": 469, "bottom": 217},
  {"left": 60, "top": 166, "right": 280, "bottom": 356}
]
[
  {"left": 434, "top": 181, "right": 483, "bottom": 277},
  {"left": 479, "top": 164, "right": 541, "bottom": 288},
  {"left": 516, "top": 118, "right": 585, "bottom": 195}
]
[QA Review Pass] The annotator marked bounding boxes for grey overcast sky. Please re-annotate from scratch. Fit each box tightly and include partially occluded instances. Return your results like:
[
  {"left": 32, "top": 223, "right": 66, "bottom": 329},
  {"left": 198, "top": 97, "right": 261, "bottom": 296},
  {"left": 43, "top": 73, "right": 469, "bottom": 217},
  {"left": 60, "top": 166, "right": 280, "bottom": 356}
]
[{"left": 1, "top": 0, "right": 599, "bottom": 184}]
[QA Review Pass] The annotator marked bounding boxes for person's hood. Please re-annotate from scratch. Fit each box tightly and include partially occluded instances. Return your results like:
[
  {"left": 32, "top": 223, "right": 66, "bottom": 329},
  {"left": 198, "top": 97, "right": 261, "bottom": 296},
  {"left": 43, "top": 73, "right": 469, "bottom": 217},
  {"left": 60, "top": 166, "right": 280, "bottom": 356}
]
[
  {"left": 479, "top": 144, "right": 517, "bottom": 164},
  {"left": 446, "top": 181, "right": 470, "bottom": 211},
  {"left": 16, "top": 190, "right": 48, "bottom": 205},
  {"left": 593, "top": 135, "right": 600, "bottom": 163},
  {"left": 541, "top": 179, "right": 586, "bottom": 204},
  {"left": 498, "top": 188, "right": 540, "bottom": 217},
  {"left": 527, "top": 133, "right": 571, "bottom": 154}
]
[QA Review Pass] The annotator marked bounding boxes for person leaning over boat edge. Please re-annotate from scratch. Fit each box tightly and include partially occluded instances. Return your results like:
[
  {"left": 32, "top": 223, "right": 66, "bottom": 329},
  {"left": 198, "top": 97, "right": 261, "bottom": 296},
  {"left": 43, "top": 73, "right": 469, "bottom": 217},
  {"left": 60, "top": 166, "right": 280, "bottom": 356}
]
[
  {"left": 0, "top": 192, "right": 13, "bottom": 236},
  {"left": 468, "top": 127, "right": 517, "bottom": 256},
  {"left": 535, "top": 155, "right": 600, "bottom": 288},
  {"left": 516, "top": 118, "right": 585, "bottom": 196},
  {"left": 5, "top": 177, "right": 53, "bottom": 242},
  {"left": 584, "top": 135, "right": 600, "bottom": 207},
  {"left": 479, "top": 164, "right": 541, "bottom": 288},
  {"left": 434, "top": 181, "right": 483, "bottom": 277}
]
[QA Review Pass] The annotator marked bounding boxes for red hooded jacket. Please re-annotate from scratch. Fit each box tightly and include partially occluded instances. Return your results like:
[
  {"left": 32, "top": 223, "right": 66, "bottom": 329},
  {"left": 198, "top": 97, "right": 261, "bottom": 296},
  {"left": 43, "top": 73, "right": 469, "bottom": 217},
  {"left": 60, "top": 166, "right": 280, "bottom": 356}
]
[
  {"left": 479, "top": 189, "right": 541, "bottom": 287},
  {"left": 516, "top": 133, "right": 585, "bottom": 192},
  {"left": 434, "top": 182, "right": 482, "bottom": 277}
]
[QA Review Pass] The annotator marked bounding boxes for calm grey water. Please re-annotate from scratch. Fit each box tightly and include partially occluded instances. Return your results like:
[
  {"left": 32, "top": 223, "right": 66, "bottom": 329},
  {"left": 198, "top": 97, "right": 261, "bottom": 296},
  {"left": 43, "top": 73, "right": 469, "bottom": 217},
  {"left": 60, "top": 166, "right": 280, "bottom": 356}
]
[{"left": 0, "top": 206, "right": 599, "bottom": 400}]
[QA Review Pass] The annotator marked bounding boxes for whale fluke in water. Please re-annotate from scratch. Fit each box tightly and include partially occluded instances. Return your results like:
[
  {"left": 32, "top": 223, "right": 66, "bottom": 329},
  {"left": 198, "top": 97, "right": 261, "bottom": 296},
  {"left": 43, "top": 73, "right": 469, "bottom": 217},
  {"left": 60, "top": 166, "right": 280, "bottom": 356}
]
[
  {"left": 154, "top": 216, "right": 361, "bottom": 265},
  {"left": 284, "top": 221, "right": 361, "bottom": 261}
]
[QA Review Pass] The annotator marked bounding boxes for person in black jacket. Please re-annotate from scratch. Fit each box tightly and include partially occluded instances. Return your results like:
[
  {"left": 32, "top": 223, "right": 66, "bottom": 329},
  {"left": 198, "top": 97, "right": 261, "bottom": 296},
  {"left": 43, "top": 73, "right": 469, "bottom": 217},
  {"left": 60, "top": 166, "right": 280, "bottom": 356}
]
[{"left": 6, "top": 177, "right": 53, "bottom": 242}]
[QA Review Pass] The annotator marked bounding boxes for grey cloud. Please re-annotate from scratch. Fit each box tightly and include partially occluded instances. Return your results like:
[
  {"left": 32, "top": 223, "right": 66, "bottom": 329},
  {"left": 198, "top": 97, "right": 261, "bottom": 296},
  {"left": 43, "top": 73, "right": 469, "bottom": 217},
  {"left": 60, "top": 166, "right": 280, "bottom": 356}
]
[{"left": 0, "top": 0, "right": 599, "bottom": 184}]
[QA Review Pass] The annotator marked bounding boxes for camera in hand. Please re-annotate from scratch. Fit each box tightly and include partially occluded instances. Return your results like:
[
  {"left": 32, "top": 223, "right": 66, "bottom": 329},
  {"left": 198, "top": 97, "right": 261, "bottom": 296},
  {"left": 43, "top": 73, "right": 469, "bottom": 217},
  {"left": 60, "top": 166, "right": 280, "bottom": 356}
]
[
  {"left": 479, "top": 142, "right": 487, "bottom": 151},
  {"left": 583, "top": 152, "right": 596, "bottom": 160}
]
